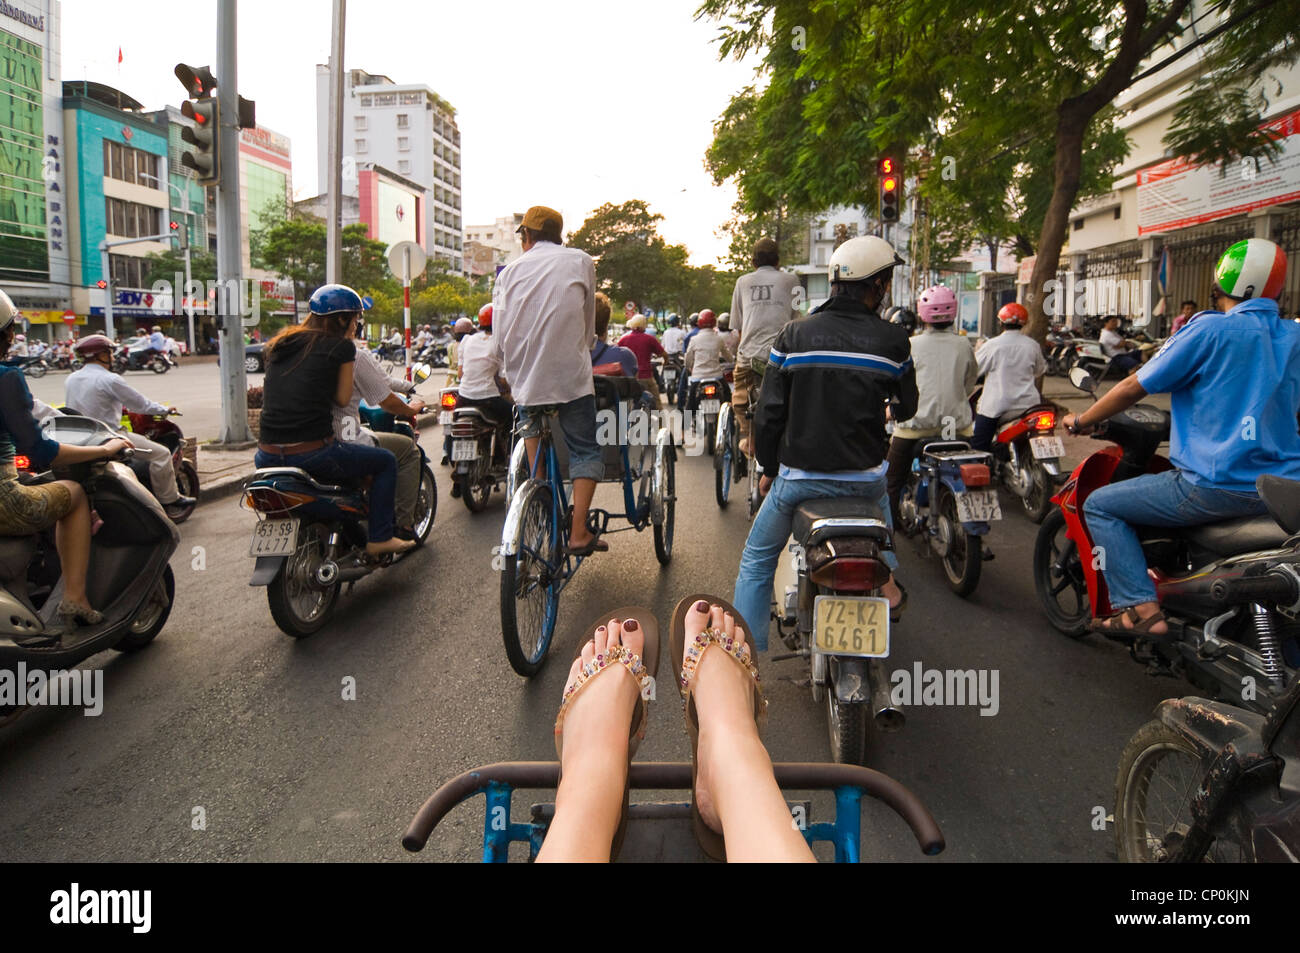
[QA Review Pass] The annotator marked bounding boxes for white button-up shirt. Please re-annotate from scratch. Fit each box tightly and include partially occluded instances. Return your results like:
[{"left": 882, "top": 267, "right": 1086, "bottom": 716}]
[
  {"left": 65, "top": 361, "right": 168, "bottom": 431},
  {"left": 974, "top": 328, "right": 1046, "bottom": 419},
  {"left": 458, "top": 330, "right": 504, "bottom": 400},
  {"left": 662, "top": 326, "right": 687, "bottom": 356},
  {"left": 333, "top": 345, "right": 398, "bottom": 446},
  {"left": 491, "top": 241, "right": 596, "bottom": 407}
]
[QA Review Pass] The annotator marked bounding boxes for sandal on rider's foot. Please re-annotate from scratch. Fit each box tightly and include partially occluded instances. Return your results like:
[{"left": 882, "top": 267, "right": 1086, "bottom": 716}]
[
  {"left": 365, "top": 537, "right": 417, "bottom": 558},
  {"left": 1090, "top": 606, "right": 1167, "bottom": 636},
  {"left": 669, "top": 594, "right": 767, "bottom": 862},
  {"left": 554, "top": 607, "right": 660, "bottom": 862},
  {"left": 565, "top": 535, "right": 609, "bottom": 557},
  {"left": 57, "top": 602, "right": 103, "bottom": 626}
]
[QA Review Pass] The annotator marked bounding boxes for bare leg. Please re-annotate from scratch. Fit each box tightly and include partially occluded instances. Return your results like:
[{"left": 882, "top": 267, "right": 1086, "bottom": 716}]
[
  {"left": 569, "top": 477, "right": 597, "bottom": 548},
  {"left": 686, "top": 602, "right": 815, "bottom": 862},
  {"left": 54, "top": 481, "right": 93, "bottom": 608},
  {"left": 538, "top": 617, "right": 644, "bottom": 862}
]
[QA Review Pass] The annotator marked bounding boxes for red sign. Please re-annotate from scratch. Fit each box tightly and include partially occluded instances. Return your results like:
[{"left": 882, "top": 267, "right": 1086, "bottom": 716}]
[{"left": 62, "top": 310, "right": 76, "bottom": 326}]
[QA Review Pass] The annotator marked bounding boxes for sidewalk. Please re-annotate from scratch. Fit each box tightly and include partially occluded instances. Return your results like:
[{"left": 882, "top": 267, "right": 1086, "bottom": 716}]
[{"left": 1042, "top": 373, "right": 1169, "bottom": 470}]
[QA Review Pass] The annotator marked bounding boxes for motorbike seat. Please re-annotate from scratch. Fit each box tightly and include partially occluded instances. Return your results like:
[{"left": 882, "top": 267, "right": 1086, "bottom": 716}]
[
  {"left": 0, "top": 535, "right": 36, "bottom": 584},
  {"left": 1181, "top": 515, "right": 1292, "bottom": 557},
  {"left": 1258, "top": 475, "right": 1300, "bottom": 534},
  {"left": 249, "top": 467, "right": 354, "bottom": 494},
  {"left": 792, "top": 497, "right": 892, "bottom": 548}
]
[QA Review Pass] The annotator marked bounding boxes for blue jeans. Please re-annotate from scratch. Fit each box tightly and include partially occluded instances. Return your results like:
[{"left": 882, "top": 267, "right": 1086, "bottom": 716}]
[
  {"left": 517, "top": 395, "right": 603, "bottom": 483},
  {"left": 1083, "top": 469, "right": 1267, "bottom": 609},
  {"left": 254, "top": 440, "right": 398, "bottom": 542},
  {"left": 733, "top": 474, "right": 898, "bottom": 651},
  {"left": 971, "top": 414, "right": 1000, "bottom": 451}
]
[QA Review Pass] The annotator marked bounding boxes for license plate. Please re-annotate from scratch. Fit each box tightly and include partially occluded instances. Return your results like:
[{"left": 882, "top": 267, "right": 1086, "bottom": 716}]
[
  {"left": 452, "top": 439, "right": 479, "bottom": 462},
  {"left": 700, "top": 399, "right": 720, "bottom": 414},
  {"left": 813, "top": 596, "right": 890, "bottom": 657},
  {"left": 438, "top": 411, "right": 453, "bottom": 425},
  {"left": 956, "top": 488, "right": 1002, "bottom": 522},
  {"left": 249, "top": 518, "right": 297, "bottom": 557},
  {"left": 1030, "top": 435, "right": 1064, "bottom": 459}
]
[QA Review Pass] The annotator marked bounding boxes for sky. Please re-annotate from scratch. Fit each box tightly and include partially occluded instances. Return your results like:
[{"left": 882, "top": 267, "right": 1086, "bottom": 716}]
[{"left": 60, "top": 0, "right": 762, "bottom": 266}]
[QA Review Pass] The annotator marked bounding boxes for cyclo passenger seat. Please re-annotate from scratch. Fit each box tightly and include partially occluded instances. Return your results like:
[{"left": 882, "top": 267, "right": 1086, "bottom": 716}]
[{"left": 791, "top": 497, "right": 893, "bottom": 549}]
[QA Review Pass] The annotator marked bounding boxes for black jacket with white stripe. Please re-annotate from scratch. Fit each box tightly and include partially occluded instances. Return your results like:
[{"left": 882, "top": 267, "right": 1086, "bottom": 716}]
[{"left": 753, "top": 295, "right": 918, "bottom": 476}]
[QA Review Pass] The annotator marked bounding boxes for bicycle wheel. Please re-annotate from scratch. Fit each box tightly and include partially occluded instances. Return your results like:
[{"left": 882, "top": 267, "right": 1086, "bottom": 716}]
[
  {"left": 500, "top": 482, "right": 560, "bottom": 676},
  {"left": 714, "top": 406, "right": 733, "bottom": 509},
  {"left": 654, "top": 441, "right": 675, "bottom": 565}
]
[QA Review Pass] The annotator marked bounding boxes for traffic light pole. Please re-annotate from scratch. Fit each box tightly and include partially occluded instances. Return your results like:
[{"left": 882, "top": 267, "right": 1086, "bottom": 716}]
[
  {"left": 214, "top": 0, "right": 251, "bottom": 445},
  {"left": 325, "top": 0, "right": 346, "bottom": 284}
]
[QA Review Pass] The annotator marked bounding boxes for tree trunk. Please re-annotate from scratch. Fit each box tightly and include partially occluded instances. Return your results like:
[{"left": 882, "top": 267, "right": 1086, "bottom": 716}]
[
  {"left": 987, "top": 238, "right": 998, "bottom": 272},
  {"left": 1025, "top": 105, "right": 1088, "bottom": 344}
]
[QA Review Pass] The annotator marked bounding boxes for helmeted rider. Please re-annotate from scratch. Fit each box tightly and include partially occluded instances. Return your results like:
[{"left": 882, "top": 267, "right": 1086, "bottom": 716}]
[
  {"left": 733, "top": 235, "right": 915, "bottom": 648},
  {"left": 680, "top": 309, "right": 733, "bottom": 410},
  {"left": 256, "top": 283, "right": 414, "bottom": 558},
  {"left": 969, "top": 301, "right": 1046, "bottom": 451},
  {"left": 65, "top": 334, "right": 195, "bottom": 520},
  {"left": 884, "top": 285, "right": 979, "bottom": 527},
  {"left": 1065, "top": 238, "right": 1300, "bottom": 637},
  {"left": 446, "top": 316, "right": 476, "bottom": 386}
]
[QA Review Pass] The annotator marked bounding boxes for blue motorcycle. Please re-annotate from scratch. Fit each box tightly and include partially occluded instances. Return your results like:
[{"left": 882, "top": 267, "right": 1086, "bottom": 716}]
[{"left": 896, "top": 440, "right": 998, "bottom": 596}]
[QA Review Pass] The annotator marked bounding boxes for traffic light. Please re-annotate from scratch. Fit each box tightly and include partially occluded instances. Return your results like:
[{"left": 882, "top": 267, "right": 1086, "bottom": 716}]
[
  {"left": 879, "top": 156, "right": 902, "bottom": 224},
  {"left": 170, "top": 220, "right": 188, "bottom": 251},
  {"left": 95, "top": 280, "right": 107, "bottom": 290},
  {"left": 175, "top": 63, "right": 219, "bottom": 187}
]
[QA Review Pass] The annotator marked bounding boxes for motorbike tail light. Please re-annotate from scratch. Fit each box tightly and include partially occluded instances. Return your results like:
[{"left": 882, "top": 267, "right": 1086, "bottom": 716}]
[
  {"left": 450, "top": 420, "right": 480, "bottom": 438},
  {"left": 245, "top": 486, "right": 314, "bottom": 513},
  {"left": 1029, "top": 410, "right": 1057, "bottom": 431},
  {"left": 440, "top": 391, "right": 459, "bottom": 410},
  {"left": 959, "top": 463, "right": 990, "bottom": 487},
  {"left": 702, "top": 384, "right": 718, "bottom": 398},
  {"left": 808, "top": 557, "right": 888, "bottom": 592},
  {"left": 14, "top": 455, "right": 30, "bottom": 471}
]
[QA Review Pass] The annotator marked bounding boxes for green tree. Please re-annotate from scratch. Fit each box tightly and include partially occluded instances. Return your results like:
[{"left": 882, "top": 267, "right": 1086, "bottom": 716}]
[
  {"left": 143, "top": 247, "right": 218, "bottom": 287},
  {"left": 700, "top": 0, "right": 1300, "bottom": 339},
  {"left": 568, "top": 200, "right": 696, "bottom": 311}
]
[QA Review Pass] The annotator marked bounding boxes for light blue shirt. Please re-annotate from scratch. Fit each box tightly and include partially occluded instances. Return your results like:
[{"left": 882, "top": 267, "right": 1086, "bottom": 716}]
[
  {"left": 779, "top": 461, "right": 889, "bottom": 483},
  {"left": 1137, "top": 297, "right": 1300, "bottom": 491}
]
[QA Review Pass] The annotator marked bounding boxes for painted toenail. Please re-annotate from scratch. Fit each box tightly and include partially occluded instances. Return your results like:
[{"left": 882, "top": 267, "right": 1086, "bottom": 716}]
[
  {"left": 695, "top": 601, "right": 708, "bottom": 611},
  {"left": 624, "top": 619, "right": 638, "bottom": 631}
]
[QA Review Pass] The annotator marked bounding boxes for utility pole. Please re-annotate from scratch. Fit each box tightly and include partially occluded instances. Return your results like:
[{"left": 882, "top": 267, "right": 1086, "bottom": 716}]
[
  {"left": 216, "top": 0, "right": 252, "bottom": 445},
  {"left": 325, "top": 0, "right": 346, "bottom": 284}
]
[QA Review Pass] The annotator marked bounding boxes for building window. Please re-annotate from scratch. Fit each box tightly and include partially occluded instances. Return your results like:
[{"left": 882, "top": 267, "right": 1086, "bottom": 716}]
[
  {"left": 359, "top": 95, "right": 372, "bottom": 107},
  {"left": 103, "top": 140, "right": 161, "bottom": 188},
  {"left": 1113, "top": 207, "right": 1122, "bottom": 219},
  {"left": 374, "top": 93, "right": 396, "bottom": 106},
  {"left": 398, "top": 160, "right": 410, "bottom": 174},
  {"left": 105, "top": 196, "right": 161, "bottom": 239},
  {"left": 396, "top": 113, "right": 409, "bottom": 129},
  {"left": 400, "top": 92, "right": 423, "bottom": 105},
  {"left": 1073, "top": 218, "right": 1084, "bottom": 231},
  {"left": 108, "top": 253, "right": 150, "bottom": 288},
  {"left": 355, "top": 139, "right": 368, "bottom": 154},
  {"left": 354, "top": 116, "right": 367, "bottom": 131},
  {"left": 398, "top": 137, "right": 410, "bottom": 151}
]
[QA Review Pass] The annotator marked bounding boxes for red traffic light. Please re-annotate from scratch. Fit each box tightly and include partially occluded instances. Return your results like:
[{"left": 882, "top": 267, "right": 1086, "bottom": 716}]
[
  {"left": 169, "top": 221, "right": 179, "bottom": 230},
  {"left": 96, "top": 280, "right": 108, "bottom": 289},
  {"left": 880, "top": 158, "right": 894, "bottom": 175},
  {"left": 883, "top": 177, "right": 897, "bottom": 192}
]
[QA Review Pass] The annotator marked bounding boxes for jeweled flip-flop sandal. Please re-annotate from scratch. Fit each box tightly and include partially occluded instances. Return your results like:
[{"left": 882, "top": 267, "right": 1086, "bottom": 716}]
[{"left": 669, "top": 594, "right": 767, "bottom": 862}]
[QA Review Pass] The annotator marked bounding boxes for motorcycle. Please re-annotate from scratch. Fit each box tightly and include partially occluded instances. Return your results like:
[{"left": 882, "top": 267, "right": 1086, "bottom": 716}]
[
  {"left": 687, "top": 377, "right": 729, "bottom": 448},
  {"left": 412, "top": 342, "right": 450, "bottom": 384},
  {"left": 772, "top": 496, "right": 905, "bottom": 766},
  {"left": 1, "top": 416, "right": 178, "bottom": 717},
  {"left": 660, "top": 355, "right": 682, "bottom": 406},
  {"left": 243, "top": 411, "right": 436, "bottom": 639},
  {"left": 1034, "top": 366, "right": 1300, "bottom": 709},
  {"left": 897, "top": 440, "right": 998, "bottom": 595},
  {"left": 447, "top": 394, "right": 513, "bottom": 513},
  {"left": 125, "top": 410, "right": 199, "bottom": 524},
  {"left": 1114, "top": 678, "right": 1300, "bottom": 863},
  {"left": 991, "top": 403, "right": 1065, "bottom": 523},
  {"left": 113, "top": 342, "right": 170, "bottom": 374}
]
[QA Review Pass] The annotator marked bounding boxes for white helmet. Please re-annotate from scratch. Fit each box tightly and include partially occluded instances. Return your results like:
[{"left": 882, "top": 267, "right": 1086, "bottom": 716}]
[
  {"left": 717, "top": 312, "right": 731, "bottom": 330},
  {"left": 0, "top": 290, "right": 17, "bottom": 333},
  {"left": 626, "top": 314, "right": 647, "bottom": 331},
  {"left": 828, "top": 235, "right": 905, "bottom": 284}
]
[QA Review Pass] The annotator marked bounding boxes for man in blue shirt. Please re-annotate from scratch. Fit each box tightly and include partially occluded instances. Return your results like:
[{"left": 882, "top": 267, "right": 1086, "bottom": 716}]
[{"left": 1064, "top": 238, "right": 1300, "bottom": 636}]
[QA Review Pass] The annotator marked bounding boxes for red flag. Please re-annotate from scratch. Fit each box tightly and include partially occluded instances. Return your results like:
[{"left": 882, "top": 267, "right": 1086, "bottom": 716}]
[{"left": 117, "top": 47, "right": 123, "bottom": 64}]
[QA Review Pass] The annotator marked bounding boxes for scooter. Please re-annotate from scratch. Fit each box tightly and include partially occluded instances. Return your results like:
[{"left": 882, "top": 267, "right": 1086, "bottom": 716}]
[
  {"left": 447, "top": 397, "right": 513, "bottom": 513},
  {"left": 243, "top": 415, "right": 435, "bottom": 639},
  {"left": 991, "top": 404, "right": 1065, "bottom": 523},
  {"left": 1033, "top": 366, "right": 1300, "bottom": 710},
  {"left": 897, "top": 440, "right": 998, "bottom": 595},
  {"left": 126, "top": 410, "right": 199, "bottom": 524},
  {"left": 1, "top": 416, "right": 178, "bottom": 717},
  {"left": 687, "top": 377, "right": 729, "bottom": 448},
  {"left": 772, "top": 495, "right": 905, "bottom": 766},
  {"left": 113, "top": 342, "right": 169, "bottom": 374},
  {"left": 660, "top": 355, "right": 682, "bottom": 406}
]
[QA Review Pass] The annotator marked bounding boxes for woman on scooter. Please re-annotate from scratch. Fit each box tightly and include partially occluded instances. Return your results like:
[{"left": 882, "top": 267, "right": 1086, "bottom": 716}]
[
  {"left": 256, "top": 284, "right": 414, "bottom": 558},
  {"left": 0, "top": 290, "right": 130, "bottom": 625},
  {"left": 1064, "top": 239, "right": 1300, "bottom": 636}
]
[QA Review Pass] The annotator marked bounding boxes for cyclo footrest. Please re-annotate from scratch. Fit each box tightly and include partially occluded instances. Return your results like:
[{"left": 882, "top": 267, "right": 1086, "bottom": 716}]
[{"left": 586, "top": 508, "right": 611, "bottom": 535}]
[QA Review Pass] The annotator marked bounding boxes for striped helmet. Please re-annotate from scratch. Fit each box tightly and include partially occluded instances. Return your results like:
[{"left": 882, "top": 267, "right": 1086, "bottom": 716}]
[{"left": 1215, "top": 239, "right": 1287, "bottom": 301}]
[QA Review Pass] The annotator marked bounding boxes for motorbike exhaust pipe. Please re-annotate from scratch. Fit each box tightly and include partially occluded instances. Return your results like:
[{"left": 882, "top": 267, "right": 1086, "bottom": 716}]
[{"left": 868, "top": 658, "right": 904, "bottom": 732}]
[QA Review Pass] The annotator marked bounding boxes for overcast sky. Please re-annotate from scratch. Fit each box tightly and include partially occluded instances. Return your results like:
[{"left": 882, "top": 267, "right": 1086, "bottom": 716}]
[{"left": 60, "top": 0, "right": 761, "bottom": 266}]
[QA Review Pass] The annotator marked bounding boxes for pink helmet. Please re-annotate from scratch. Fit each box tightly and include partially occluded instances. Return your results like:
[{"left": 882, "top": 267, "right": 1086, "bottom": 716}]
[{"left": 917, "top": 285, "right": 957, "bottom": 324}]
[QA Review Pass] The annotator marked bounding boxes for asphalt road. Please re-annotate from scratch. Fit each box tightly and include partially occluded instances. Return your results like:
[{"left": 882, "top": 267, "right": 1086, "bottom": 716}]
[{"left": 0, "top": 419, "right": 1179, "bottom": 863}]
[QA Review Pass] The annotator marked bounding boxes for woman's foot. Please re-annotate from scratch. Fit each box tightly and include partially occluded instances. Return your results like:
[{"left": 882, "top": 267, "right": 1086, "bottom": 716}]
[
  {"left": 366, "top": 537, "right": 417, "bottom": 558},
  {"left": 57, "top": 601, "right": 103, "bottom": 626},
  {"left": 881, "top": 574, "right": 904, "bottom": 610},
  {"left": 538, "top": 618, "right": 646, "bottom": 863}
]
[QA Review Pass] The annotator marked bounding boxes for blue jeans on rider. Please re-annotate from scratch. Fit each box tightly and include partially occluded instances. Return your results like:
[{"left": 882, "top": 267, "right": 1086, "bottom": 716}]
[
  {"left": 1083, "top": 469, "right": 1267, "bottom": 610},
  {"left": 971, "top": 413, "right": 1000, "bottom": 451},
  {"left": 733, "top": 474, "right": 898, "bottom": 652},
  {"left": 254, "top": 440, "right": 398, "bottom": 542},
  {"left": 516, "top": 395, "right": 604, "bottom": 483}
]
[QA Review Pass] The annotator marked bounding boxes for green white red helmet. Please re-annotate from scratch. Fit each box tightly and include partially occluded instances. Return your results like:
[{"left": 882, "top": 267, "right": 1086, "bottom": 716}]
[{"left": 1215, "top": 238, "right": 1287, "bottom": 301}]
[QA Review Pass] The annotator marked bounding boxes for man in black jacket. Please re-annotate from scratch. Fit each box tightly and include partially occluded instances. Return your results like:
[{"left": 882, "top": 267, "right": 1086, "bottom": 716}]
[{"left": 733, "top": 236, "right": 917, "bottom": 649}]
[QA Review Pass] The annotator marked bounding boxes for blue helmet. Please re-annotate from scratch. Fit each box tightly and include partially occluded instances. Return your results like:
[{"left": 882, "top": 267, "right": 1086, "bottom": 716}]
[
  {"left": 668, "top": 313, "right": 680, "bottom": 327},
  {"left": 309, "top": 284, "right": 363, "bottom": 316}
]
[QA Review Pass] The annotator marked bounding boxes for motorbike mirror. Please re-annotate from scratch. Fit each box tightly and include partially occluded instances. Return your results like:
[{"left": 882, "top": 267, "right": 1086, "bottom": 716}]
[{"left": 1068, "top": 365, "right": 1097, "bottom": 393}]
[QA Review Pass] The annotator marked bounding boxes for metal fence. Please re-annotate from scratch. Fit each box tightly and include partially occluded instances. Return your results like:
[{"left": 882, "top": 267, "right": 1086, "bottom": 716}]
[
  {"left": 1162, "top": 219, "right": 1257, "bottom": 319},
  {"left": 1077, "top": 240, "right": 1143, "bottom": 325}
]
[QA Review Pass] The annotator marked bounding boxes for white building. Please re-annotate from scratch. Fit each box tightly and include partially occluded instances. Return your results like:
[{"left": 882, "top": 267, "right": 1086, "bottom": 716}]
[
  {"left": 316, "top": 67, "right": 462, "bottom": 271},
  {"left": 465, "top": 214, "right": 523, "bottom": 273}
]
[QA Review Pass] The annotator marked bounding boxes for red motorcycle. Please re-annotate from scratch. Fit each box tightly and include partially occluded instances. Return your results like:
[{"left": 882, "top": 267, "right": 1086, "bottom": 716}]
[
  {"left": 992, "top": 403, "right": 1065, "bottom": 523},
  {"left": 1032, "top": 368, "right": 1300, "bottom": 712},
  {"left": 127, "top": 411, "right": 199, "bottom": 523}
]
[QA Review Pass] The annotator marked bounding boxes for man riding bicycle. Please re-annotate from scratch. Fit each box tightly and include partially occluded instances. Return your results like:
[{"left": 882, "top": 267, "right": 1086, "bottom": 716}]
[{"left": 733, "top": 236, "right": 915, "bottom": 650}]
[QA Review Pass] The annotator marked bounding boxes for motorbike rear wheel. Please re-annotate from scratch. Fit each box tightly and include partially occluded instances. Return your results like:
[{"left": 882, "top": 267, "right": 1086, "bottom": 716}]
[
  {"left": 267, "top": 522, "right": 340, "bottom": 638},
  {"left": 1033, "top": 508, "right": 1090, "bottom": 638},
  {"left": 1022, "top": 459, "right": 1052, "bottom": 524},
  {"left": 1114, "top": 719, "right": 1255, "bottom": 862},
  {"left": 938, "top": 488, "right": 981, "bottom": 596},
  {"left": 826, "top": 689, "right": 869, "bottom": 766},
  {"left": 501, "top": 482, "right": 559, "bottom": 677},
  {"left": 150, "top": 358, "right": 169, "bottom": 374},
  {"left": 114, "top": 565, "right": 175, "bottom": 651},
  {"left": 460, "top": 457, "right": 492, "bottom": 513},
  {"left": 169, "top": 461, "right": 200, "bottom": 524},
  {"left": 412, "top": 464, "right": 437, "bottom": 544},
  {"left": 23, "top": 361, "right": 46, "bottom": 379}
]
